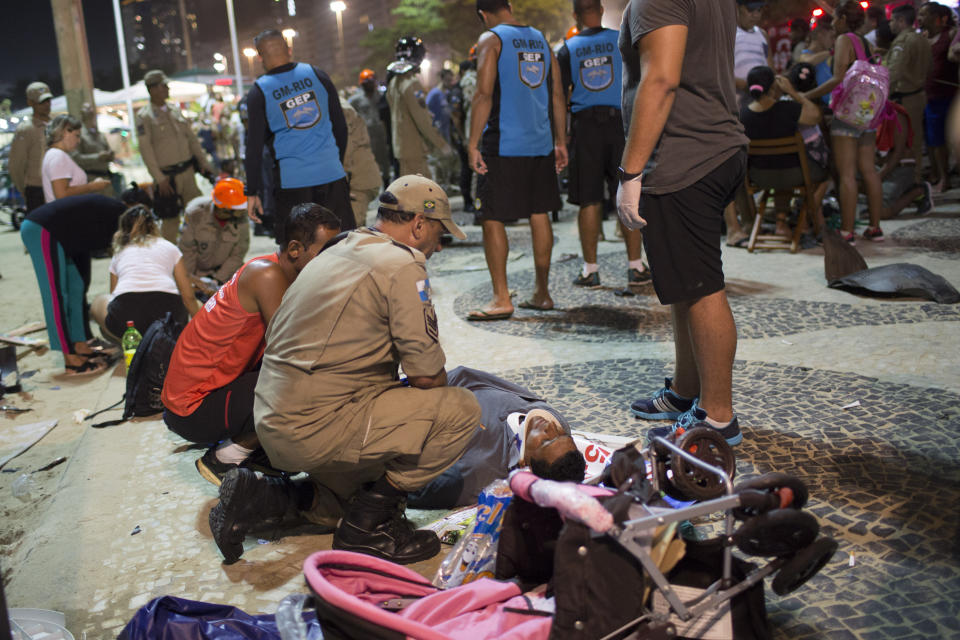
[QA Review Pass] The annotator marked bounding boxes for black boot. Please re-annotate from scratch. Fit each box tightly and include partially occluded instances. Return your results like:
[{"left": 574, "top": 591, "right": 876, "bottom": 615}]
[
  {"left": 209, "top": 468, "right": 322, "bottom": 564},
  {"left": 332, "top": 487, "right": 440, "bottom": 564}
]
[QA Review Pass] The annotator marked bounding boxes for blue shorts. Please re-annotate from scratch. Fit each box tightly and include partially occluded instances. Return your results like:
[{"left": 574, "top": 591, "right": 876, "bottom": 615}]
[{"left": 924, "top": 96, "right": 952, "bottom": 147}]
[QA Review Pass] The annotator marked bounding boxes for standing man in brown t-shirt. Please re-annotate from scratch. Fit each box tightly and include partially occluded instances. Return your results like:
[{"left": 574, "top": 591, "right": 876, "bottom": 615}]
[
  {"left": 618, "top": 0, "right": 748, "bottom": 446},
  {"left": 209, "top": 176, "right": 480, "bottom": 566}
]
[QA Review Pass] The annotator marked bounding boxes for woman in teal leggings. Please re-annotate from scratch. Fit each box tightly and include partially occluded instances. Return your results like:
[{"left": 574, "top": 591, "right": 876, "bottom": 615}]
[{"left": 21, "top": 194, "right": 124, "bottom": 375}]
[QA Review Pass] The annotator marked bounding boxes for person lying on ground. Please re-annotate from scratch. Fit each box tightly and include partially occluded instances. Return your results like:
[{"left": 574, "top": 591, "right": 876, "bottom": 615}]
[
  {"left": 161, "top": 203, "right": 342, "bottom": 485},
  {"left": 407, "top": 365, "right": 586, "bottom": 509},
  {"left": 209, "top": 175, "right": 477, "bottom": 566}
]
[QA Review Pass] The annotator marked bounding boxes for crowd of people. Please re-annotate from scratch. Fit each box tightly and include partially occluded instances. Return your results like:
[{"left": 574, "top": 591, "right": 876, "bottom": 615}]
[{"left": 4, "top": 0, "right": 954, "bottom": 567}]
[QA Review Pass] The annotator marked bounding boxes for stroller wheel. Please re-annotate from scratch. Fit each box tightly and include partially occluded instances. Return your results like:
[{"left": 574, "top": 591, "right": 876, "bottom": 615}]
[
  {"left": 734, "top": 472, "right": 808, "bottom": 519},
  {"left": 669, "top": 427, "right": 737, "bottom": 501},
  {"left": 734, "top": 508, "right": 819, "bottom": 557},
  {"left": 771, "top": 536, "right": 838, "bottom": 596}
]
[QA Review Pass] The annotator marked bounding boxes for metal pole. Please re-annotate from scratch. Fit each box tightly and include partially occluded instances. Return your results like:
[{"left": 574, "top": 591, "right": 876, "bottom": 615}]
[
  {"left": 111, "top": 0, "right": 137, "bottom": 146},
  {"left": 178, "top": 0, "right": 194, "bottom": 69},
  {"left": 226, "top": 0, "right": 244, "bottom": 95}
]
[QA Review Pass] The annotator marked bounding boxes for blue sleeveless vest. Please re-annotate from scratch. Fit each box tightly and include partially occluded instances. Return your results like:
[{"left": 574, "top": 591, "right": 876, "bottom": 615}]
[
  {"left": 485, "top": 24, "right": 553, "bottom": 157},
  {"left": 566, "top": 28, "right": 621, "bottom": 113},
  {"left": 255, "top": 63, "right": 345, "bottom": 189}
]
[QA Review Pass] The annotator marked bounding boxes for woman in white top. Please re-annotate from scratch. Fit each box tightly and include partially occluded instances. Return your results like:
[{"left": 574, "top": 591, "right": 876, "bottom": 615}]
[
  {"left": 91, "top": 204, "right": 200, "bottom": 341},
  {"left": 41, "top": 114, "right": 110, "bottom": 203}
]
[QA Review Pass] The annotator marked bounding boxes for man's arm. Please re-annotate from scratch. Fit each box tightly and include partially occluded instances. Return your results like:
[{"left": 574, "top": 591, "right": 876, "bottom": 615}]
[
  {"left": 549, "top": 49, "right": 568, "bottom": 173},
  {"left": 316, "top": 68, "right": 348, "bottom": 163},
  {"left": 214, "top": 222, "right": 249, "bottom": 283},
  {"left": 620, "top": 25, "right": 688, "bottom": 175},
  {"left": 243, "top": 85, "right": 267, "bottom": 222},
  {"left": 408, "top": 369, "right": 448, "bottom": 389},
  {"left": 8, "top": 127, "right": 29, "bottom": 192},
  {"left": 237, "top": 259, "right": 290, "bottom": 326},
  {"left": 468, "top": 31, "right": 500, "bottom": 174},
  {"left": 136, "top": 112, "right": 164, "bottom": 184},
  {"left": 177, "top": 210, "right": 199, "bottom": 277},
  {"left": 557, "top": 42, "right": 573, "bottom": 102}
]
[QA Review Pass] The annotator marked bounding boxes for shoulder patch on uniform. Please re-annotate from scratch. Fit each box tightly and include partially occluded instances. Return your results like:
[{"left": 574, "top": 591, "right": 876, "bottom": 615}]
[
  {"left": 417, "top": 278, "right": 432, "bottom": 302},
  {"left": 424, "top": 307, "right": 439, "bottom": 343}
]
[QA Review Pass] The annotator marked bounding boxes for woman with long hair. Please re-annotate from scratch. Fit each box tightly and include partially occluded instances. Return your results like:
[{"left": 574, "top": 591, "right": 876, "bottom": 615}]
[
  {"left": 804, "top": 0, "right": 885, "bottom": 244},
  {"left": 91, "top": 203, "right": 200, "bottom": 342},
  {"left": 41, "top": 114, "right": 110, "bottom": 203}
]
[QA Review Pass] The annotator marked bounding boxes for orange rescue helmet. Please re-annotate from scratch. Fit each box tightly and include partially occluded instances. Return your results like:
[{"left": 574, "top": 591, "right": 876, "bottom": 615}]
[
  {"left": 359, "top": 68, "right": 376, "bottom": 84},
  {"left": 565, "top": 25, "right": 579, "bottom": 40},
  {"left": 212, "top": 177, "right": 247, "bottom": 210}
]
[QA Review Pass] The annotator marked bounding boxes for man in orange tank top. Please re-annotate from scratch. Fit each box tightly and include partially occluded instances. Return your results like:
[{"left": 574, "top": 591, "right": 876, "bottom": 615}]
[{"left": 161, "top": 203, "right": 341, "bottom": 485}]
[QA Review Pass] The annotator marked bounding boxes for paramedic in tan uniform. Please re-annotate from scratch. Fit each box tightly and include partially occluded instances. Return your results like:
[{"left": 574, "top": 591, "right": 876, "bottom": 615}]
[
  {"left": 210, "top": 175, "right": 479, "bottom": 566},
  {"left": 339, "top": 97, "right": 383, "bottom": 226},
  {"left": 387, "top": 37, "right": 452, "bottom": 178},
  {"left": 136, "top": 70, "right": 215, "bottom": 242}
]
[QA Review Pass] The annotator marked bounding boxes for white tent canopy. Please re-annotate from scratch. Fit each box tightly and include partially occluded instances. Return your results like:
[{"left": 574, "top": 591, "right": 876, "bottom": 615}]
[{"left": 12, "top": 80, "right": 210, "bottom": 117}]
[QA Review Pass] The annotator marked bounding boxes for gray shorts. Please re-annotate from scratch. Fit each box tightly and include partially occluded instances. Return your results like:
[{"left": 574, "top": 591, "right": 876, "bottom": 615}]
[{"left": 830, "top": 118, "right": 876, "bottom": 143}]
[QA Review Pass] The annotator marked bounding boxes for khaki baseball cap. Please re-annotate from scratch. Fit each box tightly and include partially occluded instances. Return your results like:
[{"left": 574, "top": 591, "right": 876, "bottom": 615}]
[
  {"left": 380, "top": 174, "right": 465, "bottom": 239},
  {"left": 143, "top": 70, "right": 169, "bottom": 87},
  {"left": 26, "top": 82, "right": 53, "bottom": 103}
]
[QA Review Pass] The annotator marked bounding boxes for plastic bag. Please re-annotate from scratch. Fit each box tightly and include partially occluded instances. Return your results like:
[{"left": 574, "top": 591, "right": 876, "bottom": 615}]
[{"left": 433, "top": 479, "right": 512, "bottom": 588}]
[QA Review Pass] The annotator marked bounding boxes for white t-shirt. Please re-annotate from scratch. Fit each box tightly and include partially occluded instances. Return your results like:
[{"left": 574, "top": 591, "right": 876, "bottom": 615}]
[
  {"left": 110, "top": 237, "right": 182, "bottom": 299},
  {"left": 41, "top": 148, "right": 88, "bottom": 203}
]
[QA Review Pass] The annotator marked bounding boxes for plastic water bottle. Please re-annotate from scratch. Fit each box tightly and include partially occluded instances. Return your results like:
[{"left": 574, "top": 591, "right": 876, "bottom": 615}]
[{"left": 121, "top": 321, "right": 142, "bottom": 369}]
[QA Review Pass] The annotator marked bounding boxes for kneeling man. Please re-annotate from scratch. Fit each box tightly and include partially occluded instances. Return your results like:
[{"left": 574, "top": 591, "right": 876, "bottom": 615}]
[
  {"left": 162, "top": 203, "right": 342, "bottom": 483},
  {"left": 210, "top": 176, "right": 480, "bottom": 565}
]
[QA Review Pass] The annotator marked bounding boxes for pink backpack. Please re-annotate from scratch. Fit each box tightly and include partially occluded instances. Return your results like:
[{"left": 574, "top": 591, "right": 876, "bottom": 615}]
[{"left": 829, "top": 33, "right": 890, "bottom": 130}]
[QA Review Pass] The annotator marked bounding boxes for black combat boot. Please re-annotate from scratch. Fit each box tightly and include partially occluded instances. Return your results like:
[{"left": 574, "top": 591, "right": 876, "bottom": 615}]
[
  {"left": 209, "top": 468, "right": 323, "bottom": 564},
  {"left": 333, "top": 485, "right": 441, "bottom": 565}
]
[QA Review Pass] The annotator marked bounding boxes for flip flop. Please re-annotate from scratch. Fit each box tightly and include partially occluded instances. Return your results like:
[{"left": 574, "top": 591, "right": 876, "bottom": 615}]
[
  {"left": 467, "top": 309, "right": 513, "bottom": 321},
  {"left": 517, "top": 300, "right": 554, "bottom": 311},
  {"left": 61, "top": 358, "right": 108, "bottom": 378},
  {"left": 726, "top": 235, "right": 749, "bottom": 248}
]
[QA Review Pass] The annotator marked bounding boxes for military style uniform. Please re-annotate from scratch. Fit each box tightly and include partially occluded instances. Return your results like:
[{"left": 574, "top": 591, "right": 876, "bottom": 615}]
[
  {"left": 73, "top": 125, "right": 115, "bottom": 198},
  {"left": 340, "top": 98, "right": 382, "bottom": 227},
  {"left": 136, "top": 101, "right": 214, "bottom": 242},
  {"left": 348, "top": 90, "right": 391, "bottom": 187},
  {"left": 255, "top": 227, "right": 479, "bottom": 525},
  {"left": 387, "top": 66, "right": 451, "bottom": 178},
  {"left": 886, "top": 29, "right": 932, "bottom": 181},
  {"left": 178, "top": 196, "right": 250, "bottom": 284},
  {"left": 8, "top": 117, "right": 48, "bottom": 211}
]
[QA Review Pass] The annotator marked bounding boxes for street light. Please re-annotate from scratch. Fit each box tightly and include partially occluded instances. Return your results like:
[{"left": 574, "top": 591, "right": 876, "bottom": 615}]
[
  {"left": 330, "top": 1, "right": 346, "bottom": 72},
  {"left": 213, "top": 52, "right": 228, "bottom": 75},
  {"left": 243, "top": 46, "right": 257, "bottom": 77},
  {"left": 282, "top": 28, "right": 297, "bottom": 56}
]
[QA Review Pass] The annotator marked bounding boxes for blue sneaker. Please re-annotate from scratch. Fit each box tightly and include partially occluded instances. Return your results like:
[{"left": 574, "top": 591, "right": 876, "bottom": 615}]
[
  {"left": 646, "top": 402, "right": 743, "bottom": 446},
  {"left": 631, "top": 377, "right": 697, "bottom": 420}
]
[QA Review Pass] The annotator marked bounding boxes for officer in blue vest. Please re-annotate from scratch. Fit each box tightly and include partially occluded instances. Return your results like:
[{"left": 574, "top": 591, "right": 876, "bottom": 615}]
[
  {"left": 558, "top": 0, "right": 650, "bottom": 291},
  {"left": 466, "top": 0, "right": 568, "bottom": 321},
  {"left": 243, "top": 29, "right": 353, "bottom": 243}
]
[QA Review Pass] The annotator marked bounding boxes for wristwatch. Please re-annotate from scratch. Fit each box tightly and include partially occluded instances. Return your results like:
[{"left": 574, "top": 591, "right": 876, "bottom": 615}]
[{"left": 618, "top": 166, "right": 643, "bottom": 183}]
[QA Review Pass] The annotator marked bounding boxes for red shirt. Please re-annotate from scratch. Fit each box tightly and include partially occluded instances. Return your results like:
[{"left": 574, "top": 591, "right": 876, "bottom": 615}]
[{"left": 162, "top": 253, "right": 280, "bottom": 416}]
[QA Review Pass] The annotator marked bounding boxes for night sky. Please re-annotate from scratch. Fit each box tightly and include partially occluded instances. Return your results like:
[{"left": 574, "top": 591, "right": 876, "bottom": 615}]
[{"left": 1, "top": 0, "right": 270, "bottom": 110}]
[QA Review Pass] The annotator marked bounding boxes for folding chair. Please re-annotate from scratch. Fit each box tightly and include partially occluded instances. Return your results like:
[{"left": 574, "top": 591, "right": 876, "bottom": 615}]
[{"left": 744, "top": 133, "right": 818, "bottom": 253}]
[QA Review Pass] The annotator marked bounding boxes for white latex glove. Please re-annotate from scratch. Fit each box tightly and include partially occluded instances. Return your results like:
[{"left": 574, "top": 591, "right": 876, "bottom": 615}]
[{"left": 616, "top": 174, "right": 647, "bottom": 230}]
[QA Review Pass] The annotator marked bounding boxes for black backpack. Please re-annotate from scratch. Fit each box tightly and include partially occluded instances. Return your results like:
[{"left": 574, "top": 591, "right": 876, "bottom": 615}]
[{"left": 90, "top": 312, "right": 185, "bottom": 428}]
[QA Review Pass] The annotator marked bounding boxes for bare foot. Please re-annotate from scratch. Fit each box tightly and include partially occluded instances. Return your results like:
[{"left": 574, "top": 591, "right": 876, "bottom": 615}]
[{"left": 518, "top": 297, "right": 554, "bottom": 311}]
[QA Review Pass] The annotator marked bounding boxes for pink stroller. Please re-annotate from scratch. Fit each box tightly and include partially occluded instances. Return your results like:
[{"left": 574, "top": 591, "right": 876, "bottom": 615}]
[{"left": 287, "top": 435, "right": 837, "bottom": 640}]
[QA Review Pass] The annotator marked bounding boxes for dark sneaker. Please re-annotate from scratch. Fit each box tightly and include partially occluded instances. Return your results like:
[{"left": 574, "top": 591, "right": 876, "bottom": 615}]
[
  {"left": 646, "top": 402, "right": 743, "bottom": 446},
  {"left": 862, "top": 226, "right": 884, "bottom": 242},
  {"left": 196, "top": 448, "right": 238, "bottom": 487},
  {"left": 572, "top": 271, "right": 601, "bottom": 287},
  {"left": 627, "top": 267, "right": 652, "bottom": 288},
  {"left": 630, "top": 377, "right": 696, "bottom": 420},
  {"left": 209, "top": 468, "right": 304, "bottom": 564},
  {"left": 842, "top": 231, "right": 856, "bottom": 246},
  {"left": 242, "top": 447, "right": 286, "bottom": 477},
  {"left": 333, "top": 489, "right": 441, "bottom": 565},
  {"left": 915, "top": 183, "right": 935, "bottom": 215}
]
